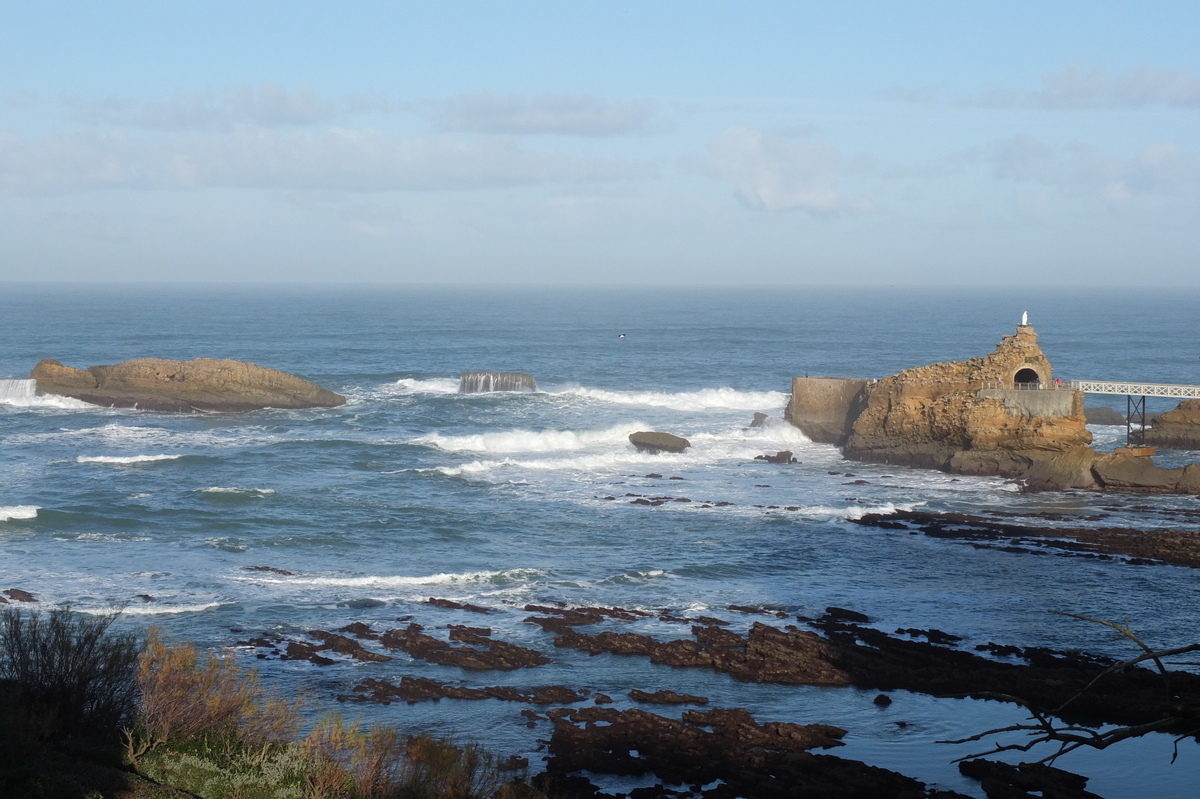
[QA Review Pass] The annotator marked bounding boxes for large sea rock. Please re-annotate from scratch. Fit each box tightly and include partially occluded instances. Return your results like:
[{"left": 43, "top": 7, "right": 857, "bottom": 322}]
[
  {"left": 31, "top": 358, "right": 345, "bottom": 413},
  {"left": 1144, "top": 399, "right": 1200, "bottom": 450},
  {"left": 785, "top": 324, "right": 1200, "bottom": 496},
  {"left": 842, "top": 324, "right": 1091, "bottom": 473}
]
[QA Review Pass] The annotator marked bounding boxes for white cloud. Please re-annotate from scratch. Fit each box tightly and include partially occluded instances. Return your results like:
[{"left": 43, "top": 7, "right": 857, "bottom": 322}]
[
  {"left": 67, "top": 84, "right": 337, "bottom": 131},
  {"left": 428, "top": 92, "right": 656, "bottom": 136},
  {"left": 706, "top": 126, "right": 868, "bottom": 214},
  {"left": 982, "top": 135, "right": 1199, "bottom": 203},
  {"left": 888, "top": 64, "right": 1200, "bottom": 110},
  {"left": 0, "top": 127, "right": 651, "bottom": 195}
]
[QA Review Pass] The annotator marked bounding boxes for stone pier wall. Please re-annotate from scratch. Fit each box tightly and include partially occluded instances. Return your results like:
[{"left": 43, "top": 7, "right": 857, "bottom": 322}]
[
  {"left": 784, "top": 377, "right": 872, "bottom": 445},
  {"left": 976, "top": 389, "right": 1083, "bottom": 419}
]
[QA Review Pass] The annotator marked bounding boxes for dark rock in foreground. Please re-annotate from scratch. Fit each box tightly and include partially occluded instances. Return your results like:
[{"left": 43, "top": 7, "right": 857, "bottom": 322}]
[
  {"left": 544, "top": 706, "right": 970, "bottom": 799},
  {"left": 459, "top": 371, "right": 537, "bottom": 393},
  {"left": 31, "top": 357, "right": 344, "bottom": 412},
  {"left": 959, "top": 759, "right": 1105, "bottom": 799},
  {"left": 850, "top": 508, "right": 1200, "bottom": 568},
  {"left": 629, "top": 431, "right": 690, "bottom": 454}
]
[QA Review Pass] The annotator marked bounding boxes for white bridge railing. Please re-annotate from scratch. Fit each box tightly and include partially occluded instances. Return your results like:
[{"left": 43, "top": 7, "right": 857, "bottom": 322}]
[{"left": 1068, "top": 380, "right": 1200, "bottom": 399}]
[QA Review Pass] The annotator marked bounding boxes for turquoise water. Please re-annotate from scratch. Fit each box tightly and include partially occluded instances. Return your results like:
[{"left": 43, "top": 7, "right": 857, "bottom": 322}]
[{"left": 1, "top": 284, "right": 1198, "bottom": 797}]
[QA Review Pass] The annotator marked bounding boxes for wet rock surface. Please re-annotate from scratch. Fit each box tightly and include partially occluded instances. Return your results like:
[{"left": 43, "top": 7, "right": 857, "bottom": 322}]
[
  {"left": 628, "top": 689, "right": 708, "bottom": 705},
  {"left": 2, "top": 588, "right": 37, "bottom": 603},
  {"left": 543, "top": 706, "right": 970, "bottom": 799},
  {"left": 424, "top": 596, "right": 492, "bottom": 613},
  {"left": 850, "top": 508, "right": 1200, "bottom": 568},
  {"left": 551, "top": 610, "right": 1200, "bottom": 731},
  {"left": 554, "top": 622, "right": 853, "bottom": 686},
  {"left": 341, "top": 676, "right": 585, "bottom": 706},
  {"left": 380, "top": 622, "right": 550, "bottom": 670},
  {"left": 958, "top": 759, "right": 1105, "bottom": 799}
]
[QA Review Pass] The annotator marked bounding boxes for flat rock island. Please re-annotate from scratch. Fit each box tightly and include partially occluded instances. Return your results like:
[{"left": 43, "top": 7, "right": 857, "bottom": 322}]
[{"left": 31, "top": 357, "right": 345, "bottom": 412}]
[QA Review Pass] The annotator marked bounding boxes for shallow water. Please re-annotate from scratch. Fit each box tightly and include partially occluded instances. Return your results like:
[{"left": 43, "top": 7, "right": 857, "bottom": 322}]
[{"left": 1, "top": 284, "right": 1198, "bottom": 797}]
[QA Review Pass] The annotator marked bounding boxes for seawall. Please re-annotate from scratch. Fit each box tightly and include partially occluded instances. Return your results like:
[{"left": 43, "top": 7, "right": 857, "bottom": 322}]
[{"left": 783, "top": 377, "right": 872, "bottom": 445}]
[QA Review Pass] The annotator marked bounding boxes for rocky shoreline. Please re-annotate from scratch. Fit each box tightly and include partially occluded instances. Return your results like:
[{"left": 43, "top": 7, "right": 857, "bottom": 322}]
[{"left": 216, "top": 585, "right": 1200, "bottom": 799}]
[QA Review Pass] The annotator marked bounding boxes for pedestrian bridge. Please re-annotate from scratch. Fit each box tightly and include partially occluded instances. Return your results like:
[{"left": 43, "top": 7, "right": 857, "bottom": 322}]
[{"left": 1069, "top": 380, "right": 1200, "bottom": 399}]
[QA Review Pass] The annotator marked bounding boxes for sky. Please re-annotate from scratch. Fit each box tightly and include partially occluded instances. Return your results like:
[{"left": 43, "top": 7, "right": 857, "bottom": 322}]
[{"left": 1, "top": 2, "right": 1197, "bottom": 285}]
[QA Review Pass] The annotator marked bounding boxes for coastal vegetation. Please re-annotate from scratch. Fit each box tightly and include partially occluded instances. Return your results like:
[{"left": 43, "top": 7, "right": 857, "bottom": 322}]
[{"left": 0, "top": 607, "right": 532, "bottom": 799}]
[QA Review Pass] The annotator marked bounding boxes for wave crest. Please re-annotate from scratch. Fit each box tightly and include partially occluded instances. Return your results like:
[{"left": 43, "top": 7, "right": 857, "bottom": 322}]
[
  {"left": 77, "top": 454, "right": 183, "bottom": 465},
  {"left": 552, "top": 386, "right": 787, "bottom": 412},
  {"left": 0, "top": 505, "right": 40, "bottom": 521},
  {"left": 415, "top": 423, "right": 637, "bottom": 454}
]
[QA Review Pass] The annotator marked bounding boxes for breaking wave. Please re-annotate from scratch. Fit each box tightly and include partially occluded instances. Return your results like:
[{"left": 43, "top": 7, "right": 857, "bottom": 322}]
[
  {"left": 391, "top": 377, "right": 461, "bottom": 395},
  {"left": 552, "top": 386, "right": 787, "bottom": 412},
  {"left": 76, "top": 454, "right": 184, "bottom": 465},
  {"left": 196, "top": 487, "right": 276, "bottom": 496},
  {"left": 78, "top": 602, "right": 227, "bottom": 616},
  {"left": 415, "top": 423, "right": 637, "bottom": 454},
  {"left": 245, "top": 567, "right": 547, "bottom": 589},
  {"left": 0, "top": 379, "right": 93, "bottom": 409},
  {"left": 0, "top": 505, "right": 40, "bottom": 521}
]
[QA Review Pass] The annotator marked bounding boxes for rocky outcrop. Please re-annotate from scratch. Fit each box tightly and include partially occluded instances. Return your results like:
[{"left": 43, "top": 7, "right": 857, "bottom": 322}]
[
  {"left": 843, "top": 324, "right": 1090, "bottom": 472},
  {"left": 628, "top": 431, "right": 690, "bottom": 454},
  {"left": 31, "top": 358, "right": 344, "bottom": 413},
  {"left": 459, "top": 371, "right": 537, "bottom": 393},
  {"left": 1145, "top": 399, "right": 1200, "bottom": 449},
  {"left": 786, "top": 325, "right": 1200, "bottom": 495}
]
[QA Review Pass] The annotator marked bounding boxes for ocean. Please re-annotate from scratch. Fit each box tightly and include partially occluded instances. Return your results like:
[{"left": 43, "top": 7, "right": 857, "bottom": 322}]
[{"left": 1, "top": 283, "right": 1197, "bottom": 797}]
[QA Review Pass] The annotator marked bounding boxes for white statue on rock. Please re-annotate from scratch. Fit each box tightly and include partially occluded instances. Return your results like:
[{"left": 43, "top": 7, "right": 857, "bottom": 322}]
[{"left": 1021, "top": 311, "right": 1028, "bottom": 326}]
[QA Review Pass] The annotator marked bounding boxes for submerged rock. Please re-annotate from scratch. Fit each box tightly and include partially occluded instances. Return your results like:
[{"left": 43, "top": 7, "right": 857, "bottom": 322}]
[
  {"left": 459, "top": 371, "right": 537, "bottom": 393},
  {"left": 31, "top": 357, "right": 344, "bottom": 413}
]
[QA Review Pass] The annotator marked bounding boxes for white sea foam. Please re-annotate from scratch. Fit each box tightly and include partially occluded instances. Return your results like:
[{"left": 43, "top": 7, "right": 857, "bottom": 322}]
[
  {"left": 0, "top": 505, "right": 40, "bottom": 521},
  {"left": 392, "top": 377, "right": 462, "bottom": 395},
  {"left": 0, "top": 379, "right": 94, "bottom": 409},
  {"left": 251, "top": 567, "right": 546, "bottom": 589},
  {"left": 77, "top": 454, "right": 184, "bottom": 464},
  {"left": 429, "top": 450, "right": 684, "bottom": 477},
  {"left": 11, "top": 422, "right": 279, "bottom": 449},
  {"left": 78, "top": 602, "right": 226, "bottom": 616},
  {"left": 423, "top": 422, "right": 819, "bottom": 478},
  {"left": 415, "top": 423, "right": 637, "bottom": 454},
  {"left": 552, "top": 385, "right": 788, "bottom": 412},
  {"left": 841, "top": 502, "right": 921, "bottom": 520},
  {"left": 197, "top": 487, "right": 276, "bottom": 496}
]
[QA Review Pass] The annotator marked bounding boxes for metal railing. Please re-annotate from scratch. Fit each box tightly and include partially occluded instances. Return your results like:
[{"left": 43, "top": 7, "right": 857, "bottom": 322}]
[
  {"left": 981, "top": 380, "right": 1071, "bottom": 391},
  {"left": 1068, "top": 380, "right": 1200, "bottom": 399},
  {"left": 981, "top": 380, "right": 1200, "bottom": 397}
]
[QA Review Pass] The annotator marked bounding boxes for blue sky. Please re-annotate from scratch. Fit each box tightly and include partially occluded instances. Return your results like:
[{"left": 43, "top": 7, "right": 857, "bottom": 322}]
[{"left": 1, "top": 2, "right": 1197, "bottom": 284}]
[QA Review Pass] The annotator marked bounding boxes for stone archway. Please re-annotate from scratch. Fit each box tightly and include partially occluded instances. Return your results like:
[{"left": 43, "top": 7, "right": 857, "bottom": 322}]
[{"left": 1013, "top": 368, "right": 1041, "bottom": 386}]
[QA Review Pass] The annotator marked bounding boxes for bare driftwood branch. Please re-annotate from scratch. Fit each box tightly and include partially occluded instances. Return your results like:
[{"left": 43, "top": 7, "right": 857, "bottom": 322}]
[{"left": 940, "top": 612, "right": 1200, "bottom": 766}]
